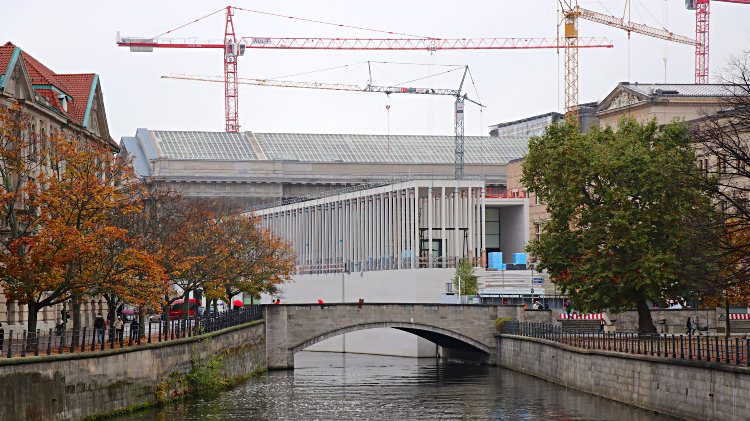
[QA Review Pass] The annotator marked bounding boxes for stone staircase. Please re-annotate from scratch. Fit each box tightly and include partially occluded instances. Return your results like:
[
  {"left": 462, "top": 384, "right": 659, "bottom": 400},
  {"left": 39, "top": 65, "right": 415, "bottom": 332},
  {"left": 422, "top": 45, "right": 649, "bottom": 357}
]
[{"left": 479, "top": 270, "right": 534, "bottom": 294}]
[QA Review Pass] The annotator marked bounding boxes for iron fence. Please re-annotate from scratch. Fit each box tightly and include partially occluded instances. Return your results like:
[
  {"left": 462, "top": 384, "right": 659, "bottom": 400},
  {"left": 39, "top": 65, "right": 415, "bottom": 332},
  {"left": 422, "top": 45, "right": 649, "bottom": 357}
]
[
  {"left": 504, "top": 321, "right": 750, "bottom": 367},
  {"left": 0, "top": 305, "right": 263, "bottom": 359}
]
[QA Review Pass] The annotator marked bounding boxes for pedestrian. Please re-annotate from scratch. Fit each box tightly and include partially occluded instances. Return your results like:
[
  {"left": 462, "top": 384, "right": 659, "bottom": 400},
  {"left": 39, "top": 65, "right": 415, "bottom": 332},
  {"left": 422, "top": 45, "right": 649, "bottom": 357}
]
[
  {"left": 114, "top": 316, "right": 124, "bottom": 346},
  {"left": 130, "top": 318, "right": 140, "bottom": 343},
  {"left": 694, "top": 317, "right": 700, "bottom": 335},
  {"left": 0, "top": 322, "right": 4, "bottom": 352},
  {"left": 686, "top": 317, "right": 693, "bottom": 335},
  {"left": 55, "top": 320, "right": 64, "bottom": 337},
  {"left": 94, "top": 313, "right": 106, "bottom": 344},
  {"left": 533, "top": 299, "right": 542, "bottom": 310}
]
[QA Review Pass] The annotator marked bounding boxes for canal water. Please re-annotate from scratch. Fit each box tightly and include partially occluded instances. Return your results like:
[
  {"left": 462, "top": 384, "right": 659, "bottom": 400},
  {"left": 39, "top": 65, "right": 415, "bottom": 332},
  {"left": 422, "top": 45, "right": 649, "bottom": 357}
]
[{"left": 119, "top": 351, "right": 674, "bottom": 420}]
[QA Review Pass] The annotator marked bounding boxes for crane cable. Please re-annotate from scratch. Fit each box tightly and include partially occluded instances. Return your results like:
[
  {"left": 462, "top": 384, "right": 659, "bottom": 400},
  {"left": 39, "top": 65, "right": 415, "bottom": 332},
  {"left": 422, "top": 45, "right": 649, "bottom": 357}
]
[
  {"left": 265, "top": 62, "right": 369, "bottom": 81},
  {"left": 391, "top": 67, "right": 466, "bottom": 88},
  {"left": 151, "top": 7, "right": 226, "bottom": 39},
  {"left": 233, "top": 6, "right": 437, "bottom": 39}
]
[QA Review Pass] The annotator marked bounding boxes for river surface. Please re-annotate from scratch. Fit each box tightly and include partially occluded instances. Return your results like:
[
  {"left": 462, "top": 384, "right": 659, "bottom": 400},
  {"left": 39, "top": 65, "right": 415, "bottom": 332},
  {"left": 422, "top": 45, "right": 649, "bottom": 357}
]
[{"left": 118, "top": 351, "right": 674, "bottom": 420}]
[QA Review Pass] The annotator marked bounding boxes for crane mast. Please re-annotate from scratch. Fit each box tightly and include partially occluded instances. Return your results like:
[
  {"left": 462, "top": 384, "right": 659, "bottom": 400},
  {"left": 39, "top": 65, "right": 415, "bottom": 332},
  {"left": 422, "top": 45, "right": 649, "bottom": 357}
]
[
  {"left": 561, "top": 1, "right": 695, "bottom": 115},
  {"left": 224, "top": 6, "right": 240, "bottom": 132},
  {"left": 686, "top": 0, "right": 750, "bottom": 84}
]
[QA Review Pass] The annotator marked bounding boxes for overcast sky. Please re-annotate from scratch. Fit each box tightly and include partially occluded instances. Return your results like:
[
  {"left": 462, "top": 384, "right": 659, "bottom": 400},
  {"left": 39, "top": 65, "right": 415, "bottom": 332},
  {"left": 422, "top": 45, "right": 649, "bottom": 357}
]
[{"left": 3, "top": 0, "right": 750, "bottom": 140}]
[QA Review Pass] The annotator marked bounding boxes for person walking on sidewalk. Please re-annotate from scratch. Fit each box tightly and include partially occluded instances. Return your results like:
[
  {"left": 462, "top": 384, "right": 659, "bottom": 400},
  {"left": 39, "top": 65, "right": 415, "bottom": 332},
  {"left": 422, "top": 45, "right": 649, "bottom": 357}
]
[
  {"left": 114, "top": 316, "right": 124, "bottom": 346},
  {"left": 94, "top": 314, "right": 106, "bottom": 344}
]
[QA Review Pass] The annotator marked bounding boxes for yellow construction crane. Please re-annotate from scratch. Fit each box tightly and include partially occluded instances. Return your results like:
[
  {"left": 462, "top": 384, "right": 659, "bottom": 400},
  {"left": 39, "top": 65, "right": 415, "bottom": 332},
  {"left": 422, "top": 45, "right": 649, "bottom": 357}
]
[{"left": 560, "top": 0, "right": 696, "bottom": 115}]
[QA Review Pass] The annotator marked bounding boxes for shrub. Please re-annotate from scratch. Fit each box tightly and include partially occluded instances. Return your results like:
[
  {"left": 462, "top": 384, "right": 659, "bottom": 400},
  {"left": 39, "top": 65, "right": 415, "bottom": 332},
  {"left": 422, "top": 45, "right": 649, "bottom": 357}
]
[
  {"left": 494, "top": 317, "right": 513, "bottom": 333},
  {"left": 187, "top": 354, "right": 227, "bottom": 399}
]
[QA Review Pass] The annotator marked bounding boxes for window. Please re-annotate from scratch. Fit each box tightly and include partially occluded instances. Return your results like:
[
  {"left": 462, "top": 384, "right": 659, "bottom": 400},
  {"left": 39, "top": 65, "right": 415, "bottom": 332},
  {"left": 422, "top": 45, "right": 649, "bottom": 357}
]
[
  {"left": 717, "top": 154, "right": 728, "bottom": 175},
  {"left": 534, "top": 222, "right": 542, "bottom": 242},
  {"left": 698, "top": 158, "right": 709, "bottom": 178},
  {"left": 718, "top": 200, "right": 729, "bottom": 217},
  {"left": 485, "top": 208, "right": 500, "bottom": 248},
  {"left": 535, "top": 193, "right": 542, "bottom": 206}
]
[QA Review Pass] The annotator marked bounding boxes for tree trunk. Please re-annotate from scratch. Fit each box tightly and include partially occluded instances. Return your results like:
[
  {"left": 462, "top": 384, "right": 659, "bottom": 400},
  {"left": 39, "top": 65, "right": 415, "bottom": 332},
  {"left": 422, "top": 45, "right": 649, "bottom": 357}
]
[
  {"left": 182, "top": 290, "right": 190, "bottom": 321},
  {"left": 139, "top": 309, "right": 146, "bottom": 339},
  {"left": 71, "top": 299, "right": 82, "bottom": 348},
  {"left": 636, "top": 298, "right": 657, "bottom": 334},
  {"left": 105, "top": 295, "right": 117, "bottom": 343},
  {"left": 725, "top": 295, "right": 731, "bottom": 339},
  {"left": 26, "top": 301, "right": 39, "bottom": 351}
]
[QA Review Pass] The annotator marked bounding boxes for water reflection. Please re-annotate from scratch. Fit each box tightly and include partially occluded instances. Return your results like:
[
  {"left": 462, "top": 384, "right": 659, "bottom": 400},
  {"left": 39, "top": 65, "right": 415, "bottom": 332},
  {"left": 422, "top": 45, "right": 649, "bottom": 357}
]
[{"left": 119, "top": 351, "right": 674, "bottom": 420}]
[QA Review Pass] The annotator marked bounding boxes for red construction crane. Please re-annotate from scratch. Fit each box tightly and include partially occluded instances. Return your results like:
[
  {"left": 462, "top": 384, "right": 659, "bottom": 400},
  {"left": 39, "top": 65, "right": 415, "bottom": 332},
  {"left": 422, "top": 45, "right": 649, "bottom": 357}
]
[
  {"left": 686, "top": 0, "right": 750, "bottom": 84},
  {"left": 116, "top": 5, "right": 613, "bottom": 133}
]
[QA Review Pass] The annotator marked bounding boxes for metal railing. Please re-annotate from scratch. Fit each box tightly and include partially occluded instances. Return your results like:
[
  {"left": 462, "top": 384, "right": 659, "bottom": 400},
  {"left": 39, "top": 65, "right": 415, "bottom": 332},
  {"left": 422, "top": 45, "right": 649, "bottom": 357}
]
[
  {"left": 294, "top": 256, "right": 484, "bottom": 275},
  {"left": 0, "top": 305, "right": 263, "bottom": 359},
  {"left": 504, "top": 321, "right": 750, "bottom": 367}
]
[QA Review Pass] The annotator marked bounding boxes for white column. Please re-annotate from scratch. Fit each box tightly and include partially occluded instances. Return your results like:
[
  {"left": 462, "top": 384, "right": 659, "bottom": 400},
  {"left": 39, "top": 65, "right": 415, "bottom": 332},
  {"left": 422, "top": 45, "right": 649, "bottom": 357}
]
[
  {"left": 467, "top": 187, "right": 474, "bottom": 261},
  {"left": 427, "top": 186, "right": 433, "bottom": 268},
  {"left": 398, "top": 189, "right": 404, "bottom": 269},
  {"left": 454, "top": 187, "right": 460, "bottom": 265},
  {"left": 412, "top": 186, "right": 418, "bottom": 269},
  {"left": 441, "top": 186, "right": 447, "bottom": 269},
  {"left": 480, "top": 187, "right": 487, "bottom": 266}
]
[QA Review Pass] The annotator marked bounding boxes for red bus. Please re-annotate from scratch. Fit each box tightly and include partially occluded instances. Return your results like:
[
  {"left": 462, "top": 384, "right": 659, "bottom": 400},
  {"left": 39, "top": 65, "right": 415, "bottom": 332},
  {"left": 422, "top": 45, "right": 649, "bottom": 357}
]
[{"left": 168, "top": 298, "right": 202, "bottom": 318}]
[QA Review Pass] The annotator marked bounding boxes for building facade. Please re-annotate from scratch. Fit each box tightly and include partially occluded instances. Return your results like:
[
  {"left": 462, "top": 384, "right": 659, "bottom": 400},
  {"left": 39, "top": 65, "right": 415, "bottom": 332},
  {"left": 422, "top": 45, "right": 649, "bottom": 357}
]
[
  {"left": 121, "top": 129, "right": 529, "bottom": 207},
  {"left": 0, "top": 41, "right": 117, "bottom": 330},
  {"left": 596, "top": 83, "right": 738, "bottom": 127}
]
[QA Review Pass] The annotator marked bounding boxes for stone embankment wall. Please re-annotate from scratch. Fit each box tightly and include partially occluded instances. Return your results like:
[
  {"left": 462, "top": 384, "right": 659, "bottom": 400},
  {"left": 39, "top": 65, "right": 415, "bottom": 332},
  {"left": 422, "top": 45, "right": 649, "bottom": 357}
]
[
  {"left": 0, "top": 320, "right": 265, "bottom": 421},
  {"left": 497, "top": 335, "right": 750, "bottom": 421}
]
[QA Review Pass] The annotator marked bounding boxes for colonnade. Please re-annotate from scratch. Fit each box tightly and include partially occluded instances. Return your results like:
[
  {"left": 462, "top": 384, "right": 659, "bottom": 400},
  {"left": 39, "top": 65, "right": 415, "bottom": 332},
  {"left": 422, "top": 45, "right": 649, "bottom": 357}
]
[
  {"left": 0, "top": 289, "right": 108, "bottom": 330},
  {"left": 256, "top": 180, "right": 487, "bottom": 274}
]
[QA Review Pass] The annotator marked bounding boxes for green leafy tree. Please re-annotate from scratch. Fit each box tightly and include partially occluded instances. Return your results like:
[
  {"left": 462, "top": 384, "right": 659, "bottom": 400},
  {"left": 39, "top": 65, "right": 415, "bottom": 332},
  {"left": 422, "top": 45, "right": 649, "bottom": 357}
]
[
  {"left": 452, "top": 258, "right": 478, "bottom": 296},
  {"left": 522, "top": 118, "right": 720, "bottom": 333}
]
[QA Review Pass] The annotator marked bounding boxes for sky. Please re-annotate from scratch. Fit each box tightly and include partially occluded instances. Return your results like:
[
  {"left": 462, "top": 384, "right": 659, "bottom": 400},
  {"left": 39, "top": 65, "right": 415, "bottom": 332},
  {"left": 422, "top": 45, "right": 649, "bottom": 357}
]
[{"left": 3, "top": 0, "right": 750, "bottom": 140}]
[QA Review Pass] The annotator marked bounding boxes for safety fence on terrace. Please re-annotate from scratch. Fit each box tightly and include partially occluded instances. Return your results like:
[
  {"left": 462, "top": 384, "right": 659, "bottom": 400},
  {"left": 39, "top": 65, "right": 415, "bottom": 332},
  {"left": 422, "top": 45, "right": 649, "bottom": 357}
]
[
  {"left": 295, "top": 256, "right": 483, "bottom": 275},
  {"left": 504, "top": 321, "right": 750, "bottom": 367},
  {"left": 0, "top": 305, "right": 263, "bottom": 359}
]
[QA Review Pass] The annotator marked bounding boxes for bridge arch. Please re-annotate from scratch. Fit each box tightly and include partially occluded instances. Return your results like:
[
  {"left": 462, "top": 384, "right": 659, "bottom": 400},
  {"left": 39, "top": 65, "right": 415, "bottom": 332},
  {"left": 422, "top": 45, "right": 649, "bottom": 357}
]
[{"left": 290, "top": 322, "right": 490, "bottom": 355}]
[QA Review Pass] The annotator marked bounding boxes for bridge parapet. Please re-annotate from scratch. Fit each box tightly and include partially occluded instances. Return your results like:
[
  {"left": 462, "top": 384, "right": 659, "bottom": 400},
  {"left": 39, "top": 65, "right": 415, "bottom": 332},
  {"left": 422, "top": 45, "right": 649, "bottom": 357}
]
[{"left": 265, "top": 303, "right": 502, "bottom": 369}]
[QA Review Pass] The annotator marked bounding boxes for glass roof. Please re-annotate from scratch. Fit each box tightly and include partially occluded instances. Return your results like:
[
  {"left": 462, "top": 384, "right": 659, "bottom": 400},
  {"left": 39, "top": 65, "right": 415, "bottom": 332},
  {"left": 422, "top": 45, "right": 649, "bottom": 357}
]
[
  {"left": 152, "top": 131, "right": 257, "bottom": 160},
  {"left": 252, "top": 133, "right": 527, "bottom": 164},
  {"left": 144, "top": 130, "right": 528, "bottom": 164}
]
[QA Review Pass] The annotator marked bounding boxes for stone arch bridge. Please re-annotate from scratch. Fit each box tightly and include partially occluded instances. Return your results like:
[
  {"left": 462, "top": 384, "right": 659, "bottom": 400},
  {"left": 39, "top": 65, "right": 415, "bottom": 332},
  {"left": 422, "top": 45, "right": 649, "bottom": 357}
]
[{"left": 264, "top": 304, "right": 504, "bottom": 369}]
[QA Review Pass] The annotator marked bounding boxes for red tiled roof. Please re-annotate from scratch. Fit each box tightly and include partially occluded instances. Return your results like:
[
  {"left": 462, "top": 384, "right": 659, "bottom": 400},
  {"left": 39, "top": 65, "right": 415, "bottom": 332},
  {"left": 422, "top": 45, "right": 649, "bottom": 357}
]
[
  {"left": 56, "top": 73, "right": 95, "bottom": 124},
  {"left": 0, "top": 42, "right": 15, "bottom": 76},
  {"left": 35, "top": 88, "right": 65, "bottom": 113},
  {"left": 1, "top": 41, "right": 115, "bottom": 150}
]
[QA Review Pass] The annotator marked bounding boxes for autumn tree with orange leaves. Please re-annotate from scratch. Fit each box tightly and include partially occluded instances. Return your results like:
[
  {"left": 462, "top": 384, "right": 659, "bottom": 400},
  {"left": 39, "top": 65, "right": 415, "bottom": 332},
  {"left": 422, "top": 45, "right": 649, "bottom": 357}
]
[
  {"left": 0, "top": 103, "right": 167, "bottom": 342},
  {"left": 216, "top": 213, "right": 295, "bottom": 308},
  {"left": 165, "top": 201, "right": 296, "bottom": 319},
  {"left": 0, "top": 103, "right": 294, "bottom": 345}
]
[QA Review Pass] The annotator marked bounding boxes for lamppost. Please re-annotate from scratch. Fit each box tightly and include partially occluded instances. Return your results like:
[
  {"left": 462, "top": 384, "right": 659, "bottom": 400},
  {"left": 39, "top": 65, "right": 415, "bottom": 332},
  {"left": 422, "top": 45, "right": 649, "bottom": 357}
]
[{"left": 457, "top": 275, "right": 462, "bottom": 304}]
